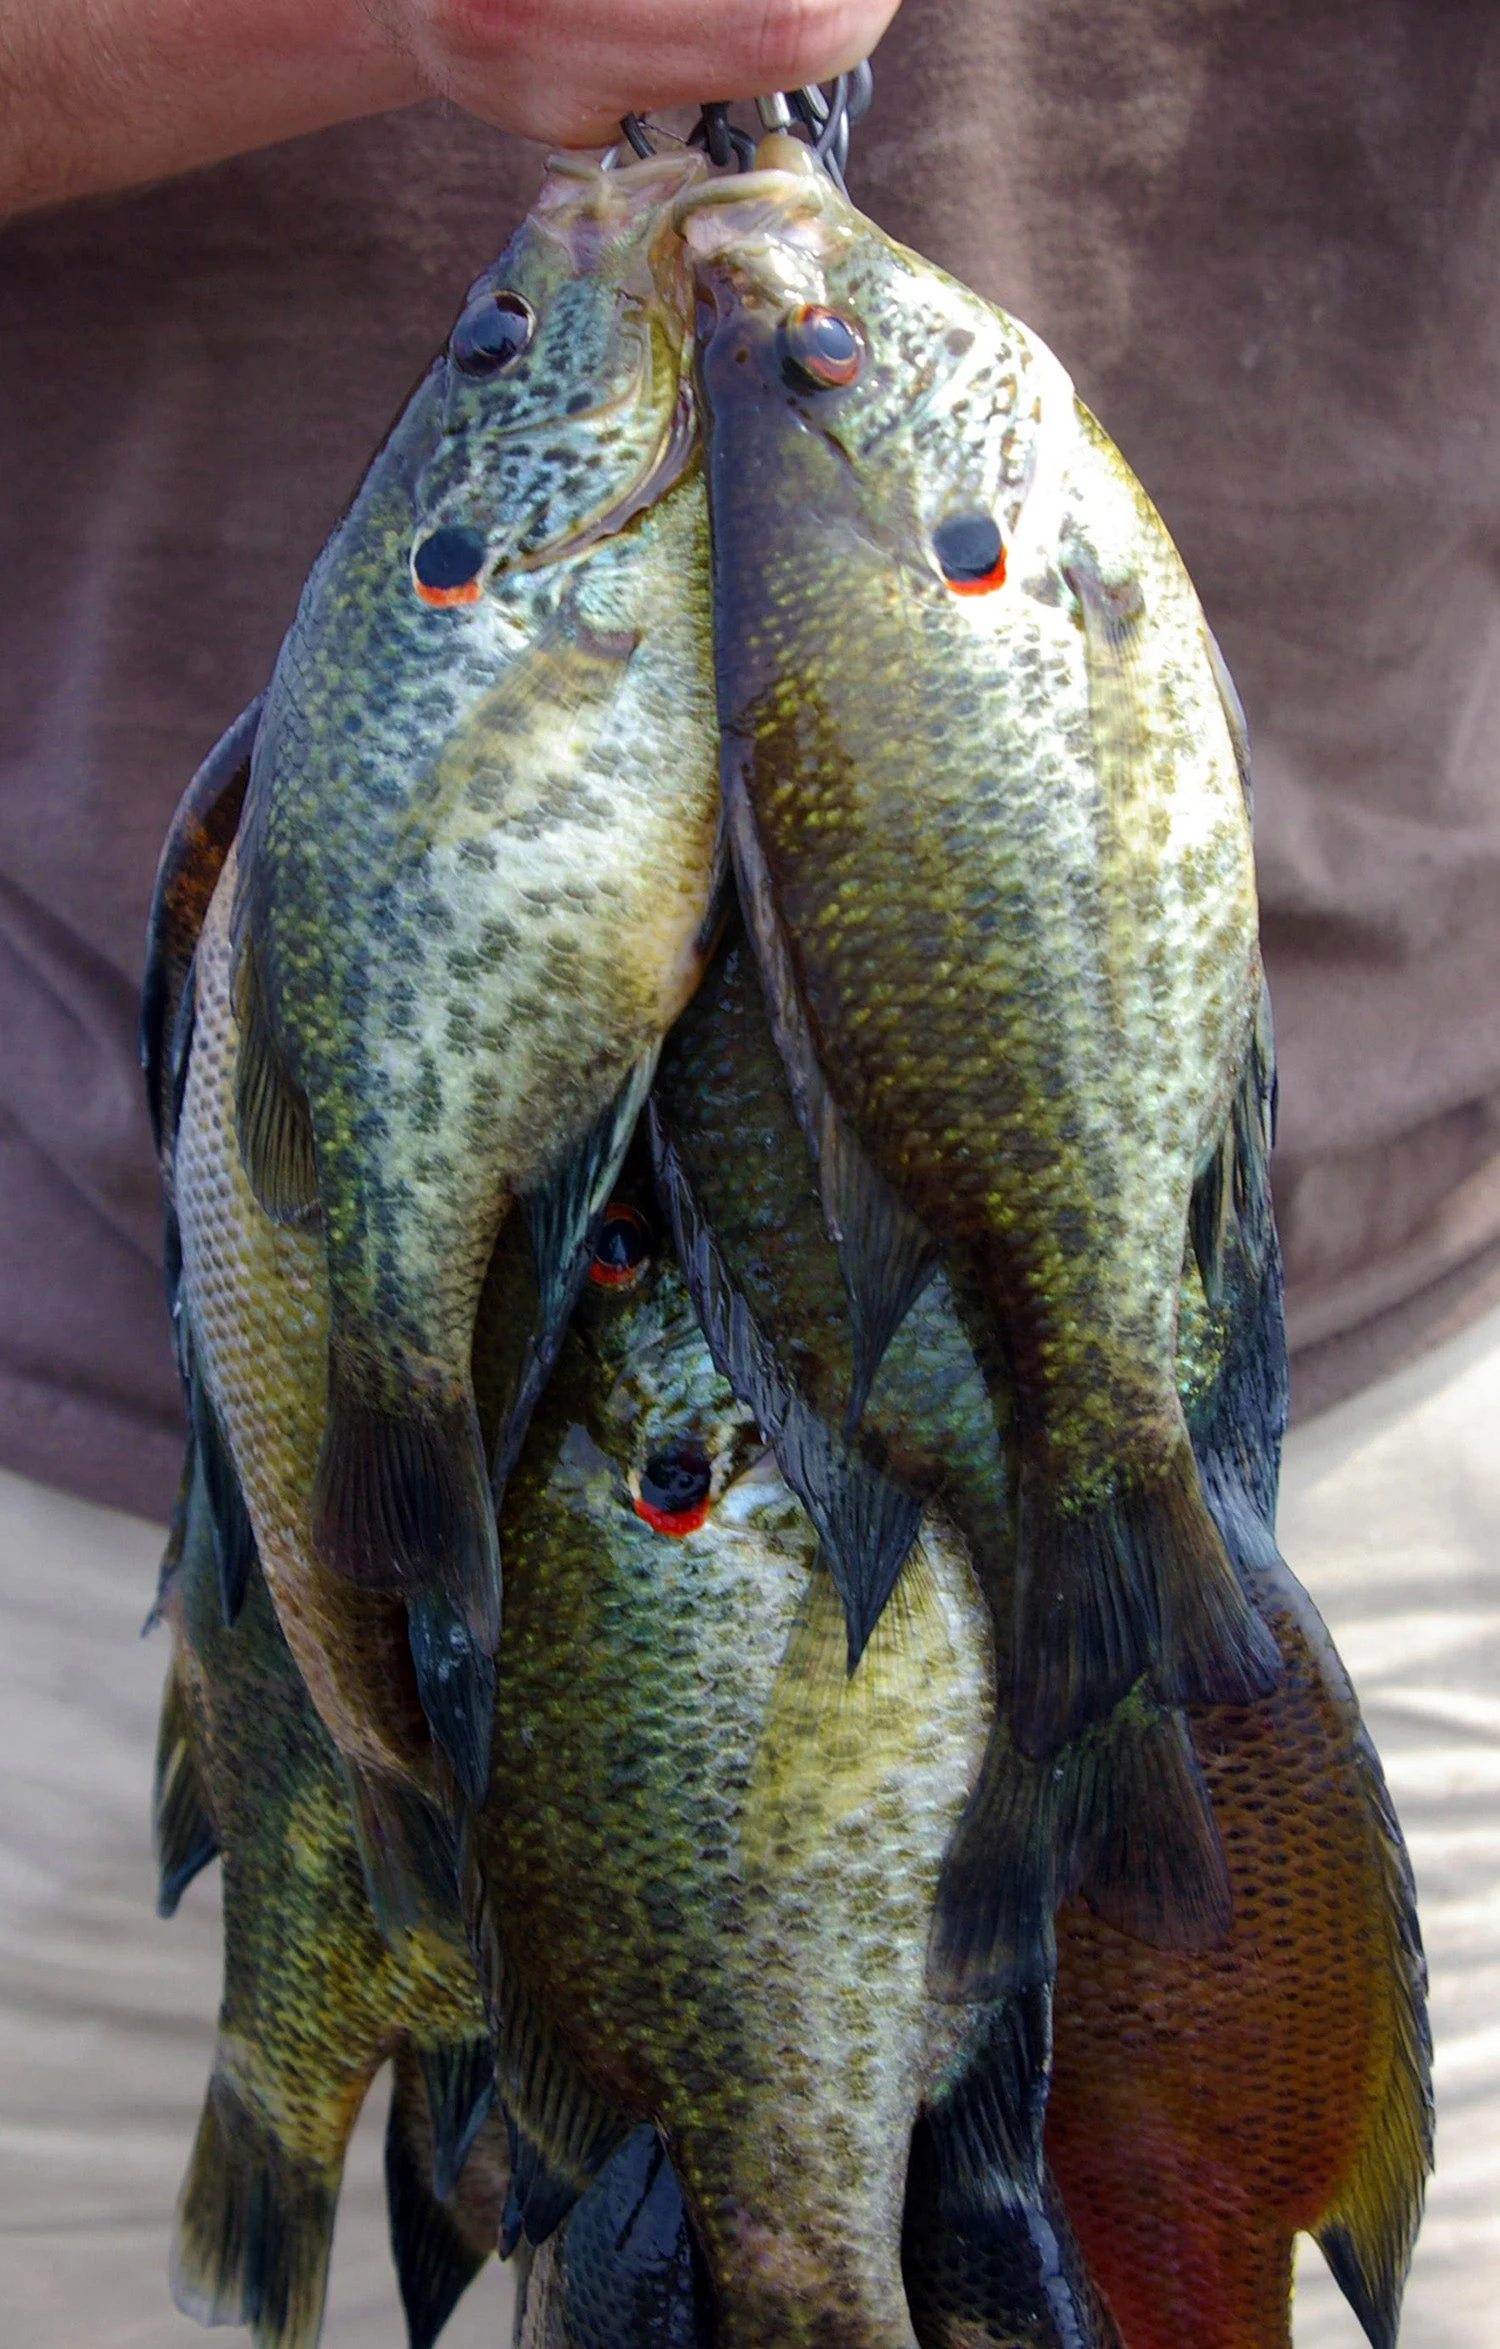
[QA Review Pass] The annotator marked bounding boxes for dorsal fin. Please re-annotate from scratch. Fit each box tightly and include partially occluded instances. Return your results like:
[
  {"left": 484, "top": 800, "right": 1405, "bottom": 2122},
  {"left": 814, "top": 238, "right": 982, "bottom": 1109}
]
[{"left": 141, "top": 693, "right": 262, "bottom": 1165}]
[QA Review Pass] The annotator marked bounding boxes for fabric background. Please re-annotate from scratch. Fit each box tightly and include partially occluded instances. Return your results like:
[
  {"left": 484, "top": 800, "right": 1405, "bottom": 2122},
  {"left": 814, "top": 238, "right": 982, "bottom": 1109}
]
[
  {"left": 3, "top": 1304, "right": 1497, "bottom": 2344},
  {"left": 3, "top": 0, "right": 1500, "bottom": 1517}
]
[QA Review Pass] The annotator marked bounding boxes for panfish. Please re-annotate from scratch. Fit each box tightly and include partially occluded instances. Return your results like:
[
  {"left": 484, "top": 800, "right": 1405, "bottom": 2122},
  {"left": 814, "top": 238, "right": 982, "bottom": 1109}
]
[
  {"left": 1045, "top": 1543, "right": 1432, "bottom": 2349},
  {"left": 175, "top": 847, "right": 447, "bottom": 1907},
  {"left": 679, "top": 156, "right": 1278, "bottom": 1760},
  {"left": 154, "top": 1433, "right": 497, "bottom": 2349},
  {"left": 468, "top": 1191, "right": 1107, "bottom": 2349},
  {"left": 653, "top": 921, "right": 1230, "bottom": 2001},
  {"left": 231, "top": 150, "right": 722, "bottom": 1790}
]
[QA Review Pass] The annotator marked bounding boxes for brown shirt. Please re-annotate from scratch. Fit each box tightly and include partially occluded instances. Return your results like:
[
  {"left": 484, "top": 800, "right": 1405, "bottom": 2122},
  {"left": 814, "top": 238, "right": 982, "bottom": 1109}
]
[{"left": 3, "top": 0, "right": 1498, "bottom": 1522}]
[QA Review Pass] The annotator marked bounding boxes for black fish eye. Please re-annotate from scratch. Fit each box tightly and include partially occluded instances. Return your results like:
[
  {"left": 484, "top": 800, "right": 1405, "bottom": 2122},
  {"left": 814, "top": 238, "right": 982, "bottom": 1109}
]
[
  {"left": 635, "top": 1442, "right": 713, "bottom": 1533},
  {"left": 451, "top": 290, "right": 534, "bottom": 378},
  {"left": 589, "top": 1201, "right": 651, "bottom": 1289},
  {"left": 412, "top": 524, "right": 487, "bottom": 604},
  {"left": 933, "top": 511, "right": 1006, "bottom": 592},
  {"left": 780, "top": 305, "right": 863, "bottom": 390}
]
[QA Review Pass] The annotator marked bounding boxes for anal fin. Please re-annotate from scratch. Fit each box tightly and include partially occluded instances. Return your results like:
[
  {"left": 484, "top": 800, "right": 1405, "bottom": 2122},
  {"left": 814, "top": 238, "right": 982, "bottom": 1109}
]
[
  {"left": 386, "top": 2042, "right": 509, "bottom": 2349},
  {"left": 406, "top": 1588, "right": 496, "bottom": 1806},
  {"left": 341, "top": 1763, "right": 464, "bottom": 1947},
  {"left": 653, "top": 1105, "right": 922, "bottom": 1667},
  {"left": 416, "top": 2035, "right": 498, "bottom": 2203},
  {"left": 461, "top": 1820, "right": 626, "bottom": 2246},
  {"left": 152, "top": 1652, "right": 220, "bottom": 1918},
  {"left": 723, "top": 763, "right": 938, "bottom": 1429},
  {"left": 491, "top": 1051, "right": 658, "bottom": 1494}
]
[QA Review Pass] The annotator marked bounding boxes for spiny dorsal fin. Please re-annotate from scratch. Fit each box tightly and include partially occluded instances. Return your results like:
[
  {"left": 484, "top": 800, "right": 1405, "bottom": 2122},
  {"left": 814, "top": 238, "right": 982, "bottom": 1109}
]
[
  {"left": 231, "top": 942, "right": 319, "bottom": 1229},
  {"left": 152, "top": 1648, "right": 220, "bottom": 1918},
  {"left": 460, "top": 1820, "right": 626, "bottom": 2245},
  {"left": 386, "top": 2042, "right": 506, "bottom": 2349},
  {"left": 171, "top": 2073, "right": 337, "bottom": 2349},
  {"left": 141, "top": 692, "right": 262, "bottom": 1165},
  {"left": 721, "top": 772, "right": 939, "bottom": 1428},
  {"left": 652, "top": 1104, "right": 922, "bottom": 1667}
]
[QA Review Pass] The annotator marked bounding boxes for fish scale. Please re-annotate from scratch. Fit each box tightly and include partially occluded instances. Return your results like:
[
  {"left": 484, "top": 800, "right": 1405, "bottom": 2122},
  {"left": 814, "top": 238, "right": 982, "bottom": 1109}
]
[
  {"left": 230, "top": 152, "right": 723, "bottom": 1786},
  {"left": 679, "top": 162, "right": 1278, "bottom": 1770}
]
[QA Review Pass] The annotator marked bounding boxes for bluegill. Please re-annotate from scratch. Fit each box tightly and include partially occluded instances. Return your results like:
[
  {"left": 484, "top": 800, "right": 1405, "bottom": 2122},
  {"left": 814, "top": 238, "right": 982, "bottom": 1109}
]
[
  {"left": 175, "top": 849, "right": 447, "bottom": 1876},
  {"left": 679, "top": 158, "right": 1278, "bottom": 1759},
  {"left": 231, "top": 151, "right": 721, "bottom": 1788},
  {"left": 154, "top": 1435, "right": 497, "bottom": 2349},
  {"left": 652, "top": 922, "right": 1231, "bottom": 2001},
  {"left": 467, "top": 1202, "right": 1107, "bottom": 2349}
]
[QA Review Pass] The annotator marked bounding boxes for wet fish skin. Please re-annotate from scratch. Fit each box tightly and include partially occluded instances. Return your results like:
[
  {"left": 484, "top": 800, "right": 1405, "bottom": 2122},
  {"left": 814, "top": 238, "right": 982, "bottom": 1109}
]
[
  {"left": 232, "top": 152, "right": 722, "bottom": 1779},
  {"left": 653, "top": 922, "right": 1230, "bottom": 2002},
  {"left": 157, "top": 1438, "right": 494, "bottom": 2349},
  {"left": 679, "top": 165, "right": 1275, "bottom": 1759},
  {"left": 175, "top": 847, "right": 441, "bottom": 1815},
  {"left": 471, "top": 1220, "right": 1112, "bottom": 2349}
]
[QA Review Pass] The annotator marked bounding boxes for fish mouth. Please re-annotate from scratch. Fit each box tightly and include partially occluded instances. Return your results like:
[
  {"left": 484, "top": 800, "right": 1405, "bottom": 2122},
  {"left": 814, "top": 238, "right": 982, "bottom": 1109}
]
[{"left": 672, "top": 165, "right": 850, "bottom": 315}]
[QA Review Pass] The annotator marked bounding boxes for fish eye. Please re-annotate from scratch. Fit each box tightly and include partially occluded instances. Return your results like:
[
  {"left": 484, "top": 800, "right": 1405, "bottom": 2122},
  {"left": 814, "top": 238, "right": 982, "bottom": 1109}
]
[
  {"left": 780, "top": 306, "right": 863, "bottom": 391},
  {"left": 589, "top": 1201, "right": 651, "bottom": 1290},
  {"left": 933, "top": 511, "right": 1006, "bottom": 595},
  {"left": 412, "top": 524, "right": 487, "bottom": 607},
  {"left": 451, "top": 290, "right": 535, "bottom": 378},
  {"left": 633, "top": 1442, "right": 712, "bottom": 1537}
]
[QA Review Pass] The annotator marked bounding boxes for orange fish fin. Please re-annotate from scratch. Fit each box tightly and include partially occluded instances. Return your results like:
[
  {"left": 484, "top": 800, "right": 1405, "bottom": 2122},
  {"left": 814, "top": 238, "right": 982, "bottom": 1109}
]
[{"left": 1312, "top": 1718, "right": 1434, "bottom": 2349}]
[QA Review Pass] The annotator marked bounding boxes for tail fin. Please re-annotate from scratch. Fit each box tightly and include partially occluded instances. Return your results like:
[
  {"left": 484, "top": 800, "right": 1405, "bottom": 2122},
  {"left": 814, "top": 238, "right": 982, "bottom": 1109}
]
[
  {"left": 386, "top": 2043, "right": 507, "bottom": 2349},
  {"left": 152, "top": 1653, "right": 219, "bottom": 1918},
  {"left": 171, "top": 2075, "right": 337, "bottom": 2349},
  {"left": 1313, "top": 1724, "right": 1434, "bottom": 2349},
  {"left": 930, "top": 1688, "right": 1229, "bottom": 2004},
  {"left": 1011, "top": 1430, "right": 1279, "bottom": 1757},
  {"left": 905, "top": 1988, "right": 1117, "bottom": 2348}
]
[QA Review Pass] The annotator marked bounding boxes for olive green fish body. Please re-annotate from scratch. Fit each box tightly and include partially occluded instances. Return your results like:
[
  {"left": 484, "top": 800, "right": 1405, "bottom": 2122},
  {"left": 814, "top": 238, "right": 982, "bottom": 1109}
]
[
  {"left": 235, "top": 155, "right": 720, "bottom": 1784},
  {"left": 477, "top": 1250, "right": 997, "bottom": 2347},
  {"left": 158, "top": 1448, "right": 492, "bottom": 2349},
  {"left": 175, "top": 852, "right": 434, "bottom": 1800},
  {"left": 681, "top": 169, "right": 1275, "bottom": 1758},
  {"left": 655, "top": 928, "right": 1230, "bottom": 2001}
]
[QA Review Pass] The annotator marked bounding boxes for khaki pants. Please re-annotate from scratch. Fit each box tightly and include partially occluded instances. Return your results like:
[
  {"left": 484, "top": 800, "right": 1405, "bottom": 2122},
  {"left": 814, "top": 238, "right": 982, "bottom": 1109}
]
[{"left": 3, "top": 1313, "right": 1498, "bottom": 2348}]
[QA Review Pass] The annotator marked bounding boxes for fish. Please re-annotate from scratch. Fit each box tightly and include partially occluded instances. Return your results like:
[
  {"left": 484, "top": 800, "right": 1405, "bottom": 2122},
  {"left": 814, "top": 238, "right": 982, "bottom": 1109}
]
[
  {"left": 652, "top": 917, "right": 1232, "bottom": 2001},
  {"left": 1044, "top": 1544, "right": 1433, "bottom": 2349},
  {"left": 466, "top": 1185, "right": 1107, "bottom": 2348},
  {"left": 678, "top": 152, "right": 1279, "bottom": 1759},
  {"left": 230, "top": 149, "right": 723, "bottom": 1789},
  {"left": 154, "top": 1429, "right": 498, "bottom": 2349},
  {"left": 1039, "top": 1003, "right": 1431, "bottom": 2347},
  {"left": 174, "top": 846, "right": 452, "bottom": 1899}
]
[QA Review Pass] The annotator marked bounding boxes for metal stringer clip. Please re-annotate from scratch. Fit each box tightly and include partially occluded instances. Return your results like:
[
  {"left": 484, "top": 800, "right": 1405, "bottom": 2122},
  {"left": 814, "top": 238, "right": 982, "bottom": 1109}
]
[{"left": 620, "top": 62, "right": 873, "bottom": 189}]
